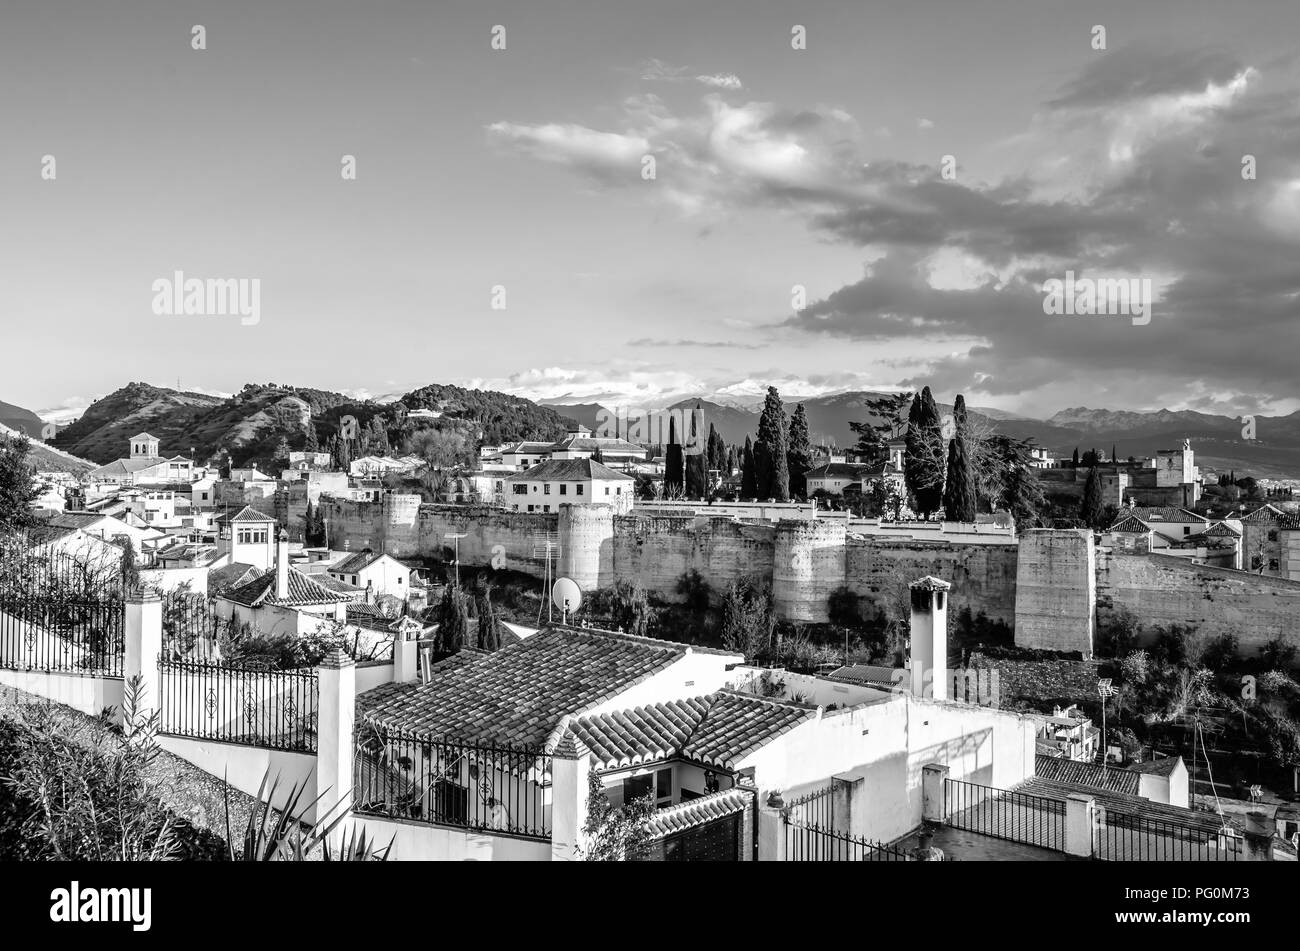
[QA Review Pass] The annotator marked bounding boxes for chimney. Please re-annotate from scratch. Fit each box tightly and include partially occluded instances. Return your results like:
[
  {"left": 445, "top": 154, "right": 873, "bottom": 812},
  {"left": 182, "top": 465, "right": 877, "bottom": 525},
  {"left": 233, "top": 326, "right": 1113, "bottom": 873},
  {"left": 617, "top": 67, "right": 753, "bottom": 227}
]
[
  {"left": 275, "top": 529, "right": 289, "bottom": 599},
  {"left": 365, "top": 579, "right": 374, "bottom": 605},
  {"left": 909, "top": 576, "right": 951, "bottom": 701}
]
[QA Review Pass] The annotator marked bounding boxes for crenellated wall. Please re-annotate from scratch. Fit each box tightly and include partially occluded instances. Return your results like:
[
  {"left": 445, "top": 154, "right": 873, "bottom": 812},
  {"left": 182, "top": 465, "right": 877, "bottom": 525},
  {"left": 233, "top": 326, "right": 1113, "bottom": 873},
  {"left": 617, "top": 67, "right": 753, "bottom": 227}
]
[{"left": 316, "top": 499, "right": 1300, "bottom": 652}]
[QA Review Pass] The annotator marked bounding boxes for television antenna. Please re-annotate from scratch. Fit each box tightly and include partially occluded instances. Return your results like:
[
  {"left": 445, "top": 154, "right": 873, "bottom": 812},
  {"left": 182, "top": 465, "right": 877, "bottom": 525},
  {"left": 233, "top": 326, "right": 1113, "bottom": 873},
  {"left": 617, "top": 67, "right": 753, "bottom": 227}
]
[
  {"left": 532, "top": 532, "right": 561, "bottom": 624},
  {"left": 1096, "top": 678, "right": 1117, "bottom": 769},
  {"left": 444, "top": 532, "right": 468, "bottom": 587}
]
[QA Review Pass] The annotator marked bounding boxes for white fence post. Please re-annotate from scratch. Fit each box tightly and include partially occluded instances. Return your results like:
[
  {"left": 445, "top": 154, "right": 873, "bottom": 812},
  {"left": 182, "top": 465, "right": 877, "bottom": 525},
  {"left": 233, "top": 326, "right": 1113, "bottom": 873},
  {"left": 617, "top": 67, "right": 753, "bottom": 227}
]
[
  {"left": 1065, "top": 793, "right": 1097, "bottom": 858},
  {"left": 123, "top": 591, "right": 162, "bottom": 730},
  {"left": 316, "top": 648, "right": 356, "bottom": 847},
  {"left": 549, "top": 734, "right": 591, "bottom": 861},
  {"left": 922, "top": 763, "right": 950, "bottom": 823},
  {"left": 756, "top": 791, "right": 788, "bottom": 861}
]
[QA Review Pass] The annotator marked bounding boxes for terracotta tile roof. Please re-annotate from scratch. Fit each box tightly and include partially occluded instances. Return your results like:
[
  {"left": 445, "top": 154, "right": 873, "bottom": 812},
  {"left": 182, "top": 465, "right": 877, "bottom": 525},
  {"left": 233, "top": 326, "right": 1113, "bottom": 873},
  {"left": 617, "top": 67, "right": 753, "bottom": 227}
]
[
  {"left": 1126, "top": 754, "right": 1183, "bottom": 777},
  {"left": 1018, "top": 775, "right": 1233, "bottom": 833},
  {"left": 572, "top": 690, "right": 816, "bottom": 770},
  {"left": 644, "top": 787, "right": 754, "bottom": 839},
  {"left": 1034, "top": 754, "right": 1140, "bottom": 795},
  {"left": 828, "top": 664, "right": 899, "bottom": 688},
  {"left": 552, "top": 436, "right": 648, "bottom": 456},
  {"left": 220, "top": 565, "right": 356, "bottom": 608},
  {"left": 1241, "top": 504, "right": 1286, "bottom": 523},
  {"left": 804, "top": 461, "right": 881, "bottom": 480},
  {"left": 510, "top": 458, "right": 634, "bottom": 482},
  {"left": 329, "top": 550, "right": 388, "bottom": 575},
  {"left": 357, "top": 626, "right": 700, "bottom": 745},
  {"left": 1118, "top": 507, "right": 1207, "bottom": 524},
  {"left": 1107, "top": 513, "right": 1151, "bottom": 534},
  {"left": 215, "top": 505, "right": 277, "bottom": 525},
  {"left": 1203, "top": 521, "right": 1241, "bottom": 537},
  {"left": 208, "top": 562, "right": 260, "bottom": 592}
]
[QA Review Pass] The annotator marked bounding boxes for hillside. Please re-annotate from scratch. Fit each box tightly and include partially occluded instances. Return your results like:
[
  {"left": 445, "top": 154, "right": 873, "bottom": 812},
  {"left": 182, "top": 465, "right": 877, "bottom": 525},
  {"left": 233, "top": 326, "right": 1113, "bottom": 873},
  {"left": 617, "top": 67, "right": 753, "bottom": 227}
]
[
  {"left": 401, "top": 384, "right": 574, "bottom": 445},
  {"left": 45, "top": 381, "right": 575, "bottom": 468},
  {"left": 0, "top": 399, "right": 44, "bottom": 438},
  {"left": 0, "top": 424, "right": 96, "bottom": 474}
]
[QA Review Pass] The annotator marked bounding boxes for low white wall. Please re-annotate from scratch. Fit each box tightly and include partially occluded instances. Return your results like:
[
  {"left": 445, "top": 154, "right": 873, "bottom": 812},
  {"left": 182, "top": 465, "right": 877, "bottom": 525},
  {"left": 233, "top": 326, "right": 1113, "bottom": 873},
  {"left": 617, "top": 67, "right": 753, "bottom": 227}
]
[
  {"left": 0, "top": 668, "right": 124, "bottom": 717},
  {"left": 355, "top": 661, "right": 395, "bottom": 693},
  {"left": 349, "top": 815, "right": 552, "bottom": 861},
  {"left": 139, "top": 565, "right": 210, "bottom": 594},
  {"left": 158, "top": 735, "right": 318, "bottom": 820}
]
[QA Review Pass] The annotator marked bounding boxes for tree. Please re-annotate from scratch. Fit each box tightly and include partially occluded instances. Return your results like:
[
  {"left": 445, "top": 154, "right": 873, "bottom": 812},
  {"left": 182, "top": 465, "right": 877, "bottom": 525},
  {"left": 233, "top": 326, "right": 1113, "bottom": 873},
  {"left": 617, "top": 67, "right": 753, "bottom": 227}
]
[
  {"left": 787, "top": 403, "right": 812, "bottom": 499},
  {"left": 1072, "top": 447, "right": 1080, "bottom": 467},
  {"left": 119, "top": 538, "right": 140, "bottom": 594},
  {"left": 684, "top": 405, "right": 707, "bottom": 498},
  {"left": 720, "top": 578, "right": 776, "bottom": 660},
  {"left": 475, "top": 585, "right": 501, "bottom": 651},
  {"left": 406, "top": 428, "right": 468, "bottom": 469},
  {"left": 665, "top": 417, "right": 684, "bottom": 494},
  {"left": 436, "top": 584, "right": 470, "bottom": 654},
  {"left": 904, "top": 387, "right": 945, "bottom": 518},
  {"left": 0, "top": 435, "right": 40, "bottom": 533},
  {"left": 755, "top": 387, "right": 789, "bottom": 500},
  {"left": 740, "top": 436, "right": 758, "bottom": 498},
  {"left": 942, "top": 395, "right": 977, "bottom": 521},
  {"left": 1080, "top": 466, "right": 1104, "bottom": 529},
  {"left": 304, "top": 422, "right": 320, "bottom": 453},
  {"left": 848, "top": 391, "right": 912, "bottom": 463},
  {"left": 579, "top": 768, "right": 654, "bottom": 860}
]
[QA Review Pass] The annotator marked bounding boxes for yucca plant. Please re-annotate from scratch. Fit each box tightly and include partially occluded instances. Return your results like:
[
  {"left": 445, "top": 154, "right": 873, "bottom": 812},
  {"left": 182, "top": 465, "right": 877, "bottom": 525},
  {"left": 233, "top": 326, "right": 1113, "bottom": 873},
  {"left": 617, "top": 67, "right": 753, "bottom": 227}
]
[{"left": 224, "top": 770, "right": 392, "bottom": 861}]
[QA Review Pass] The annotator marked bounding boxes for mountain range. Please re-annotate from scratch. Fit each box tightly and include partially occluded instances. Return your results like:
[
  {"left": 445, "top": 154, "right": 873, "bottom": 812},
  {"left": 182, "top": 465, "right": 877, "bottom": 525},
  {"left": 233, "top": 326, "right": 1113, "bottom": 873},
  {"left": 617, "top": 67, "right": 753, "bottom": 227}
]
[{"left": 4, "top": 384, "right": 1299, "bottom": 478}]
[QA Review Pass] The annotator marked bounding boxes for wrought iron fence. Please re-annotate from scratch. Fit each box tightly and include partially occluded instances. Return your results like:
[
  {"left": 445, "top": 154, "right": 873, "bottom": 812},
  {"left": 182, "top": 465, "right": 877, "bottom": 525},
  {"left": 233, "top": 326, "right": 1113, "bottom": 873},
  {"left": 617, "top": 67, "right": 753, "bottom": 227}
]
[
  {"left": 943, "top": 777, "right": 1066, "bottom": 852},
  {"left": 785, "top": 783, "right": 835, "bottom": 830},
  {"left": 784, "top": 817, "right": 920, "bottom": 861},
  {"left": 1096, "top": 810, "right": 1242, "bottom": 861},
  {"left": 352, "top": 724, "right": 552, "bottom": 840},
  {"left": 157, "top": 657, "right": 318, "bottom": 752},
  {"left": 0, "top": 593, "right": 125, "bottom": 675},
  {"left": 0, "top": 532, "right": 127, "bottom": 675},
  {"left": 160, "top": 590, "right": 226, "bottom": 660}
]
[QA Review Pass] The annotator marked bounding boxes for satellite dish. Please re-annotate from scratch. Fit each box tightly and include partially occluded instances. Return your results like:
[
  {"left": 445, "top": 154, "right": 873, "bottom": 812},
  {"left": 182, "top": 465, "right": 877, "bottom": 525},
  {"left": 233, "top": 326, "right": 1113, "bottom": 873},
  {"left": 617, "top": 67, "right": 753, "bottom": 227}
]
[{"left": 551, "top": 577, "right": 582, "bottom": 617}]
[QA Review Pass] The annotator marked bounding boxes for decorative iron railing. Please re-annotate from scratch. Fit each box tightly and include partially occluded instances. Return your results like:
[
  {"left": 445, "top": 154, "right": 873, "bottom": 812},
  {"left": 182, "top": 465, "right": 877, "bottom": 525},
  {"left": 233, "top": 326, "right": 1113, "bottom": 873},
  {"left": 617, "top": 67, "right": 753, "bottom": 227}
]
[
  {"left": 157, "top": 657, "right": 318, "bottom": 752},
  {"left": 1095, "top": 810, "right": 1242, "bottom": 862},
  {"left": 352, "top": 724, "right": 552, "bottom": 840},
  {"left": 943, "top": 777, "right": 1066, "bottom": 852}
]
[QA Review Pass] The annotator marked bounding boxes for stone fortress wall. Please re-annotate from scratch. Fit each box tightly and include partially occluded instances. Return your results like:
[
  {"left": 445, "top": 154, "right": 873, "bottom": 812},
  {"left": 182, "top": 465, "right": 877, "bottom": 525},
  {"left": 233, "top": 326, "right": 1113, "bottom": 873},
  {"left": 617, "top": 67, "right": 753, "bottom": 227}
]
[{"left": 319, "top": 497, "right": 1300, "bottom": 656}]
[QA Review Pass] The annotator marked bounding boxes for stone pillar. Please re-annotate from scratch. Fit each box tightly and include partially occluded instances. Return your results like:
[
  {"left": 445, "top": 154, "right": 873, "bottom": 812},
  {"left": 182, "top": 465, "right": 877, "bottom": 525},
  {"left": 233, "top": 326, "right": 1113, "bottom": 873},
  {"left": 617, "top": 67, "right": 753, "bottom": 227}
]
[
  {"left": 830, "top": 775, "right": 859, "bottom": 834},
  {"left": 1065, "top": 793, "right": 1097, "bottom": 858},
  {"left": 1240, "top": 811, "right": 1274, "bottom": 861},
  {"left": 123, "top": 591, "right": 163, "bottom": 731},
  {"left": 393, "top": 632, "right": 419, "bottom": 684},
  {"left": 922, "top": 763, "right": 950, "bottom": 824},
  {"left": 909, "top": 576, "right": 950, "bottom": 701},
  {"left": 549, "top": 734, "right": 591, "bottom": 861},
  {"left": 738, "top": 785, "right": 757, "bottom": 861},
  {"left": 756, "top": 791, "right": 788, "bottom": 861},
  {"left": 315, "top": 648, "right": 356, "bottom": 845}
]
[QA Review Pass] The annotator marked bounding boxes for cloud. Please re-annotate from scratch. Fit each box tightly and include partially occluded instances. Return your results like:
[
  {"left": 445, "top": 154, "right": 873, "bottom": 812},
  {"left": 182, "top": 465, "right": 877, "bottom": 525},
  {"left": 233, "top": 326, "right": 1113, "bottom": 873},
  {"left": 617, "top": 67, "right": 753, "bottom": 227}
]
[
  {"left": 627, "top": 337, "right": 764, "bottom": 349},
  {"left": 697, "top": 73, "right": 743, "bottom": 90},
  {"left": 490, "top": 44, "right": 1300, "bottom": 412},
  {"left": 917, "top": 118, "right": 934, "bottom": 130}
]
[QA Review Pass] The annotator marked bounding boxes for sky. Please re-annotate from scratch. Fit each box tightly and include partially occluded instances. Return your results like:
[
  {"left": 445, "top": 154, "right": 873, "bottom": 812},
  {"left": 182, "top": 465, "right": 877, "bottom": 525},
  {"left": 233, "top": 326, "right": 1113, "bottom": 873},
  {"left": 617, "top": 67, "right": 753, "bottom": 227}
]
[{"left": 3, "top": 0, "right": 1300, "bottom": 422}]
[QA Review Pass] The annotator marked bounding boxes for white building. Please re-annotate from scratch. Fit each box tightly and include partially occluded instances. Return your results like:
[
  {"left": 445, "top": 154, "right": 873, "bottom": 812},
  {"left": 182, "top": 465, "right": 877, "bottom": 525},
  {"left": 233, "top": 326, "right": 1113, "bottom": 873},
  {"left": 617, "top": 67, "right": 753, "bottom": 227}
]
[
  {"left": 504, "top": 458, "right": 635, "bottom": 514},
  {"left": 214, "top": 505, "right": 278, "bottom": 571},
  {"left": 87, "top": 433, "right": 194, "bottom": 486},
  {"left": 326, "top": 550, "right": 412, "bottom": 599}
]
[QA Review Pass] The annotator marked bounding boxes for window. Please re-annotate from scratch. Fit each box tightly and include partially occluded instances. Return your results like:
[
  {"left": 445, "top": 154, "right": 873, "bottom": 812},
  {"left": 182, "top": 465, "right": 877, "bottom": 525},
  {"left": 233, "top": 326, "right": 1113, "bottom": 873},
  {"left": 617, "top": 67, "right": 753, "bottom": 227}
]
[
  {"left": 1252, "top": 555, "right": 1263, "bottom": 570},
  {"left": 1268, "top": 530, "right": 1279, "bottom": 542},
  {"left": 559, "top": 484, "right": 567, "bottom": 495},
  {"left": 397, "top": 577, "right": 402, "bottom": 585},
  {"left": 1269, "top": 559, "right": 1279, "bottom": 571},
  {"left": 527, "top": 505, "right": 535, "bottom": 512},
  {"left": 544, "top": 484, "right": 551, "bottom": 495},
  {"left": 604, "top": 486, "right": 610, "bottom": 495},
  {"left": 616, "top": 487, "right": 621, "bottom": 495},
  {"left": 576, "top": 484, "right": 584, "bottom": 496},
  {"left": 512, "top": 484, "right": 527, "bottom": 495},
  {"left": 1183, "top": 526, "right": 1191, "bottom": 535},
  {"left": 543, "top": 505, "right": 551, "bottom": 513}
]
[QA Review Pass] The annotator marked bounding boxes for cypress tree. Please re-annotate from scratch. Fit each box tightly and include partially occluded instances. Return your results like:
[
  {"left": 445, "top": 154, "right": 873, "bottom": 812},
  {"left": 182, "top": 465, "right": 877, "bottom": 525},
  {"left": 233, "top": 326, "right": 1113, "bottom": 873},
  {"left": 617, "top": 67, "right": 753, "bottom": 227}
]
[
  {"left": 1072, "top": 447, "right": 1080, "bottom": 467},
  {"left": 942, "top": 394, "right": 977, "bottom": 521},
  {"left": 1081, "top": 467, "right": 1103, "bottom": 529},
  {"left": 665, "top": 417, "right": 684, "bottom": 494},
  {"left": 787, "top": 403, "right": 812, "bottom": 499},
  {"left": 904, "top": 386, "right": 945, "bottom": 518},
  {"left": 304, "top": 423, "right": 319, "bottom": 453},
  {"left": 685, "top": 407, "right": 708, "bottom": 498},
  {"left": 741, "top": 436, "right": 758, "bottom": 498},
  {"left": 756, "top": 386, "right": 789, "bottom": 501}
]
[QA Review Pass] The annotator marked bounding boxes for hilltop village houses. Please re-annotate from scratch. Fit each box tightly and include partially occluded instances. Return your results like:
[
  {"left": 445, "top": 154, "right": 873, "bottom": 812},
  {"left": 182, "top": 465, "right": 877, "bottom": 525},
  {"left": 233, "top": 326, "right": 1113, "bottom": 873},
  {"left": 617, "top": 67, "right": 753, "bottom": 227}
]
[{"left": 8, "top": 420, "right": 1300, "bottom": 862}]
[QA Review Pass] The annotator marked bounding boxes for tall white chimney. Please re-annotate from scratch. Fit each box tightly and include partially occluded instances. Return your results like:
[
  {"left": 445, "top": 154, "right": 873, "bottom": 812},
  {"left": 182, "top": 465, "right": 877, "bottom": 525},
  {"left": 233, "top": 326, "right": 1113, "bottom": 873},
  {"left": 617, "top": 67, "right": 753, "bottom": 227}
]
[
  {"left": 909, "top": 576, "right": 951, "bottom": 701},
  {"left": 275, "top": 529, "right": 289, "bottom": 600}
]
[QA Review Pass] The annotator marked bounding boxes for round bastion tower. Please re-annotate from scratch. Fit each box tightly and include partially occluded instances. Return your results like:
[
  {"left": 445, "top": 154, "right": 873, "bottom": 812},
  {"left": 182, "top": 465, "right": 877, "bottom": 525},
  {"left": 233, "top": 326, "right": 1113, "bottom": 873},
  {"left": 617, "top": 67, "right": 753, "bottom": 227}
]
[
  {"left": 558, "top": 503, "right": 616, "bottom": 592},
  {"left": 772, "top": 518, "right": 848, "bottom": 623}
]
